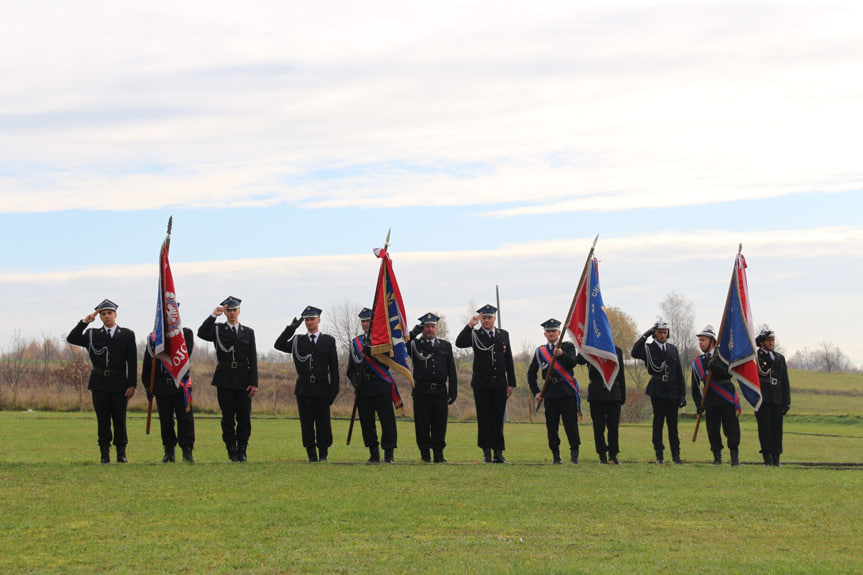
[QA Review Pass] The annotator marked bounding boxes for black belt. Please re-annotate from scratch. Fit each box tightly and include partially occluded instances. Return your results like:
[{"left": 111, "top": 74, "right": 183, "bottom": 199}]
[
  {"left": 93, "top": 369, "right": 123, "bottom": 377},
  {"left": 418, "top": 382, "right": 446, "bottom": 390},
  {"left": 219, "top": 361, "right": 250, "bottom": 369}
]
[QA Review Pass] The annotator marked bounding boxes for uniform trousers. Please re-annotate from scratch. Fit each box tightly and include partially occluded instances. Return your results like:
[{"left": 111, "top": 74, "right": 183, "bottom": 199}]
[
  {"left": 590, "top": 401, "right": 621, "bottom": 456},
  {"left": 650, "top": 397, "right": 681, "bottom": 454},
  {"left": 473, "top": 386, "right": 507, "bottom": 451},
  {"left": 216, "top": 387, "right": 252, "bottom": 446},
  {"left": 155, "top": 393, "right": 195, "bottom": 450},
  {"left": 297, "top": 395, "right": 333, "bottom": 449},
  {"left": 705, "top": 403, "right": 740, "bottom": 453},
  {"left": 358, "top": 392, "right": 397, "bottom": 450},
  {"left": 755, "top": 404, "right": 784, "bottom": 456},
  {"left": 543, "top": 395, "right": 580, "bottom": 451},
  {"left": 413, "top": 392, "right": 448, "bottom": 450},
  {"left": 92, "top": 390, "right": 128, "bottom": 447}
]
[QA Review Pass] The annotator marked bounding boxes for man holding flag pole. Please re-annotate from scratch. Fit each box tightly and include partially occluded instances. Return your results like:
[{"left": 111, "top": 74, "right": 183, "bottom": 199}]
[
  {"left": 528, "top": 318, "right": 581, "bottom": 464},
  {"left": 535, "top": 235, "right": 621, "bottom": 465},
  {"left": 692, "top": 247, "right": 763, "bottom": 469},
  {"left": 144, "top": 217, "right": 195, "bottom": 463},
  {"left": 346, "top": 230, "right": 413, "bottom": 463}
]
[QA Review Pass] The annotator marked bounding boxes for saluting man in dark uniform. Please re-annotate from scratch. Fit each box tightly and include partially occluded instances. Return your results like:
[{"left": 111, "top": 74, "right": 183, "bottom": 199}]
[
  {"left": 142, "top": 326, "right": 196, "bottom": 464},
  {"left": 585, "top": 345, "right": 626, "bottom": 464},
  {"left": 67, "top": 299, "right": 137, "bottom": 464},
  {"left": 274, "top": 306, "right": 340, "bottom": 462},
  {"left": 455, "top": 304, "right": 517, "bottom": 464},
  {"left": 197, "top": 296, "right": 258, "bottom": 462},
  {"left": 631, "top": 318, "right": 686, "bottom": 464},
  {"left": 347, "top": 308, "right": 399, "bottom": 464},
  {"left": 528, "top": 319, "right": 581, "bottom": 464},
  {"left": 408, "top": 313, "right": 457, "bottom": 463},
  {"left": 755, "top": 325, "right": 791, "bottom": 467},
  {"left": 691, "top": 324, "right": 741, "bottom": 466}
]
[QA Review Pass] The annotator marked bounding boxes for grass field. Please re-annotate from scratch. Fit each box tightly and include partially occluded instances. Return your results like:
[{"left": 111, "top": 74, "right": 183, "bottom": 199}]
[{"left": 2, "top": 411, "right": 862, "bottom": 574}]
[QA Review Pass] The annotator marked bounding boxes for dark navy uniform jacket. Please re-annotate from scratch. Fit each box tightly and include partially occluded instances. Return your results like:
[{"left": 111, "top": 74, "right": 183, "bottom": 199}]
[
  {"left": 346, "top": 334, "right": 393, "bottom": 398},
  {"left": 631, "top": 334, "right": 685, "bottom": 401},
  {"left": 142, "top": 328, "right": 194, "bottom": 397},
  {"left": 67, "top": 321, "right": 137, "bottom": 393},
  {"left": 757, "top": 349, "right": 791, "bottom": 408},
  {"left": 584, "top": 345, "right": 627, "bottom": 403},
  {"left": 455, "top": 325, "right": 517, "bottom": 390},
  {"left": 274, "top": 324, "right": 339, "bottom": 401},
  {"left": 410, "top": 336, "right": 457, "bottom": 401},
  {"left": 690, "top": 352, "right": 736, "bottom": 408},
  {"left": 527, "top": 340, "right": 578, "bottom": 400},
  {"left": 197, "top": 316, "right": 258, "bottom": 390}
]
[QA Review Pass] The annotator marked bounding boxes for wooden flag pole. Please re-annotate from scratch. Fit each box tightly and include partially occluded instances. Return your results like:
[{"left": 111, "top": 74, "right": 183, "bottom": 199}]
[{"left": 536, "top": 234, "right": 598, "bottom": 417}]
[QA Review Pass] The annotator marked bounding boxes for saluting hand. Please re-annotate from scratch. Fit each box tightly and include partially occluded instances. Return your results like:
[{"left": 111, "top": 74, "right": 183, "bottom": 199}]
[
  {"left": 468, "top": 314, "right": 481, "bottom": 328},
  {"left": 213, "top": 305, "right": 226, "bottom": 316},
  {"left": 84, "top": 311, "right": 98, "bottom": 323}
]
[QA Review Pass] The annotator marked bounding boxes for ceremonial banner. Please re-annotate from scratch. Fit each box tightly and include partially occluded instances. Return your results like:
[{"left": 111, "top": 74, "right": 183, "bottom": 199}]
[
  {"left": 369, "top": 247, "right": 413, "bottom": 387},
  {"left": 567, "top": 258, "right": 620, "bottom": 391},
  {"left": 152, "top": 240, "right": 191, "bottom": 387},
  {"left": 716, "top": 253, "right": 761, "bottom": 410}
]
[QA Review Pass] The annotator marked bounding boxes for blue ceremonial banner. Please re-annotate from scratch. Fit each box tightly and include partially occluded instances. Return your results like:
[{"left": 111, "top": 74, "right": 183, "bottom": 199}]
[
  {"left": 717, "top": 253, "right": 761, "bottom": 410},
  {"left": 370, "top": 247, "right": 413, "bottom": 387},
  {"left": 568, "top": 258, "right": 619, "bottom": 390}
]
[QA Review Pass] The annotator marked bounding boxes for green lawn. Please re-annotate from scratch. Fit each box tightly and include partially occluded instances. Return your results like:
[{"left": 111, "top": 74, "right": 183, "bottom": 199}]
[{"left": 2, "top": 412, "right": 862, "bottom": 573}]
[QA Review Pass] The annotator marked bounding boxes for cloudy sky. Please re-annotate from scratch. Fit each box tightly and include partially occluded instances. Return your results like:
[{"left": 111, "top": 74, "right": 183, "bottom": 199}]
[{"left": 2, "top": 0, "right": 861, "bottom": 368}]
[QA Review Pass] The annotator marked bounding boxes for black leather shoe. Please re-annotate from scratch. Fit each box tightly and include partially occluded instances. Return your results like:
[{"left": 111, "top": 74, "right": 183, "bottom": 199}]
[
  {"left": 492, "top": 450, "right": 509, "bottom": 464},
  {"left": 420, "top": 449, "right": 431, "bottom": 463},
  {"left": 237, "top": 444, "right": 248, "bottom": 463},
  {"left": 570, "top": 449, "right": 579, "bottom": 465},
  {"left": 318, "top": 449, "right": 328, "bottom": 463},
  {"left": 100, "top": 445, "right": 110, "bottom": 464},
  {"left": 162, "top": 447, "right": 175, "bottom": 463},
  {"left": 227, "top": 444, "right": 239, "bottom": 462},
  {"left": 384, "top": 449, "right": 395, "bottom": 463},
  {"left": 181, "top": 447, "right": 194, "bottom": 464},
  {"left": 551, "top": 449, "right": 561, "bottom": 464},
  {"left": 367, "top": 446, "right": 381, "bottom": 464},
  {"left": 609, "top": 454, "right": 620, "bottom": 465},
  {"left": 116, "top": 446, "right": 128, "bottom": 464},
  {"left": 433, "top": 449, "right": 447, "bottom": 463},
  {"left": 307, "top": 447, "right": 318, "bottom": 463},
  {"left": 482, "top": 448, "right": 492, "bottom": 464}
]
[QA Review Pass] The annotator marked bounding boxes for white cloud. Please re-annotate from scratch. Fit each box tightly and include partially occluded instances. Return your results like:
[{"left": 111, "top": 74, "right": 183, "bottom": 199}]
[{"left": 3, "top": 2, "right": 863, "bottom": 213}]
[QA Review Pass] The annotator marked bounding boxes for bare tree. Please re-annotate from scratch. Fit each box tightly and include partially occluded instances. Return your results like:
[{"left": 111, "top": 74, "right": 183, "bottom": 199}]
[
  {"left": 1, "top": 330, "right": 32, "bottom": 405},
  {"left": 659, "top": 291, "right": 697, "bottom": 366},
  {"left": 328, "top": 300, "right": 363, "bottom": 356},
  {"left": 789, "top": 342, "right": 852, "bottom": 372}
]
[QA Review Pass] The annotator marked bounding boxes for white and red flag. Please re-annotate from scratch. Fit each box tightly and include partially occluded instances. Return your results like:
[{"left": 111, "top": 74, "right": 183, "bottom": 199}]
[{"left": 152, "top": 237, "right": 190, "bottom": 386}]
